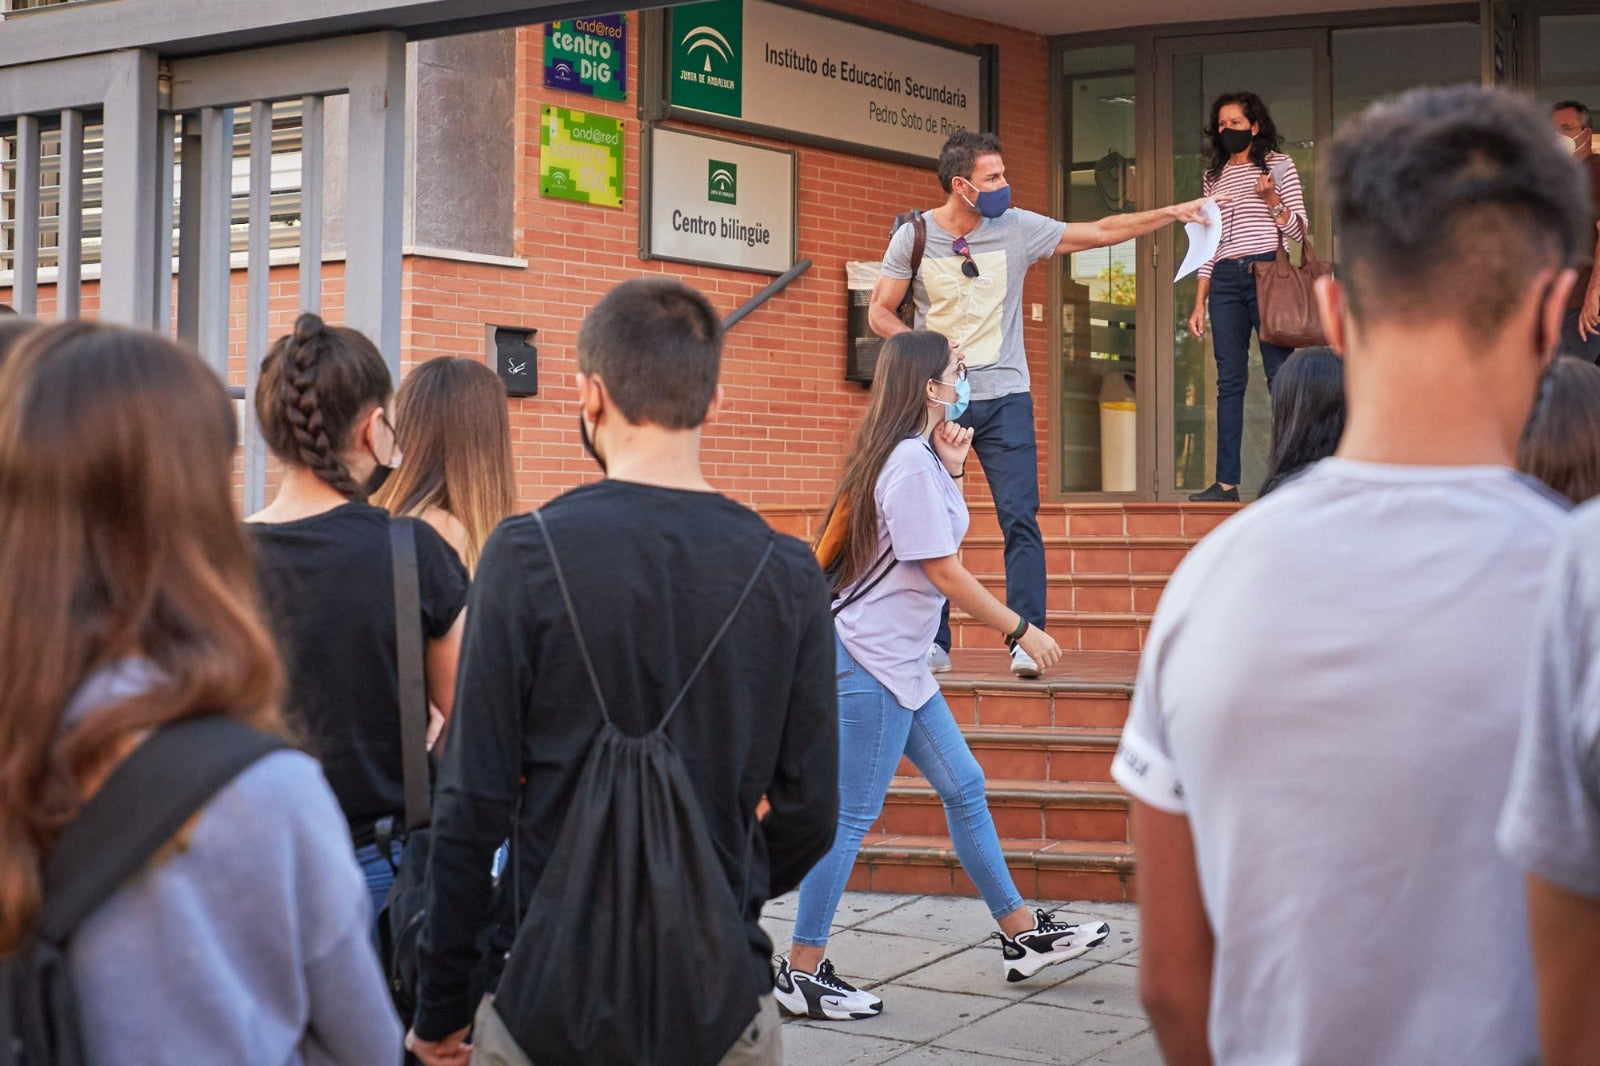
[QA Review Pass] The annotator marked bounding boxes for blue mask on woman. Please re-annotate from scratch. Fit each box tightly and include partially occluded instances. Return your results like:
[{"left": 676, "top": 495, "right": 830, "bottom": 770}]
[
  {"left": 960, "top": 180, "right": 1011, "bottom": 219},
  {"left": 944, "top": 376, "right": 971, "bottom": 421}
]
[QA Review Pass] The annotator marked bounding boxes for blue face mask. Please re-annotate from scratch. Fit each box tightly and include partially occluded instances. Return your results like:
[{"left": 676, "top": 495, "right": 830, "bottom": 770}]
[
  {"left": 960, "top": 179, "right": 1011, "bottom": 219},
  {"left": 941, "top": 375, "right": 971, "bottom": 421}
]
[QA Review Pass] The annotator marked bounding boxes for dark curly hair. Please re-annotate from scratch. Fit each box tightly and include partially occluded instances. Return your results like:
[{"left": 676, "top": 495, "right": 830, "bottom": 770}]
[{"left": 1204, "top": 91, "right": 1281, "bottom": 182}]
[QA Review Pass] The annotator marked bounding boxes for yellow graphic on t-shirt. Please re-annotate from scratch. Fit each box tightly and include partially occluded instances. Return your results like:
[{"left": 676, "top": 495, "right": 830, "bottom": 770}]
[{"left": 920, "top": 250, "right": 1008, "bottom": 367}]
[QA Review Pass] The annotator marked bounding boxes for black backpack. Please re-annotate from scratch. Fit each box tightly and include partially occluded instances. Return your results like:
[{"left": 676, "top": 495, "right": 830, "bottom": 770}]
[
  {"left": 0, "top": 716, "right": 285, "bottom": 1066},
  {"left": 481, "top": 510, "right": 775, "bottom": 1065}
]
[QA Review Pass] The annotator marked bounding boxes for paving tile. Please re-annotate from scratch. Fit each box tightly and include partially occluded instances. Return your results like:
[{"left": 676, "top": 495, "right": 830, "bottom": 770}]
[
  {"left": 761, "top": 891, "right": 919, "bottom": 939},
  {"left": 1057, "top": 901, "right": 1140, "bottom": 923},
  {"left": 1027, "top": 961, "right": 1146, "bottom": 1020},
  {"left": 799, "top": 985, "right": 1010, "bottom": 1044},
  {"left": 776, "top": 1022, "right": 914, "bottom": 1065},
  {"left": 936, "top": 1001, "right": 1145, "bottom": 1064},
  {"left": 759, "top": 914, "right": 795, "bottom": 950},
  {"left": 857, "top": 895, "right": 1004, "bottom": 945},
  {"left": 885, "top": 1046, "right": 1045, "bottom": 1064},
  {"left": 1075, "top": 1030, "right": 1161, "bottom": 1065},
  {"left": 813, "top": 928, "right": 967, "bottom": 984},
  {"left": 899, "top": 943, "right": 1099, "bottom": 999}
]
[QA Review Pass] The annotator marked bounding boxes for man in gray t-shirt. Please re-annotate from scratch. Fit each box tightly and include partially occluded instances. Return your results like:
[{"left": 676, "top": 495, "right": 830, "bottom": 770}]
[
  {"left": 1115, "top": 86, "right": 1590, "bottom": 1066},
  {"left": 1499, "top": 498, "right": 1600, "bottom": 1063},
  {"left": 868, "top": 130, "right": 1214, "bottom": 677}
]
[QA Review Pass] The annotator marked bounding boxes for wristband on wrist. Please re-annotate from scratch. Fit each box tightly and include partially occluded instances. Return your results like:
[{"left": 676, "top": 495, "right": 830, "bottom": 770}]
[{"left": 1004, "top": 615, "right": 1029, "bottom": 643}]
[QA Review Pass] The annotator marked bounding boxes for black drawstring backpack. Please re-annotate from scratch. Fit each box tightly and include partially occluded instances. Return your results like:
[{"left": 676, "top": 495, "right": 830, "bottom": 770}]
[{"left": 482, "top": 510, "right": 774, "bottom": 1065}]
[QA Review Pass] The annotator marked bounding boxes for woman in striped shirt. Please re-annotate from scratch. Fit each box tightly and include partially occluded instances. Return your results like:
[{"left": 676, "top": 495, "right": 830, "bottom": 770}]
[{"left": 1187, "top": 91, "right": 1309, "bottom": 502}]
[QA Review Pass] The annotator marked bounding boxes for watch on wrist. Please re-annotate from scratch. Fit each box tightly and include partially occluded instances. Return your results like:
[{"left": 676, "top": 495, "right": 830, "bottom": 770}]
[{"left": 1272, "top": 202, "right": 1288, "bottom": 219}]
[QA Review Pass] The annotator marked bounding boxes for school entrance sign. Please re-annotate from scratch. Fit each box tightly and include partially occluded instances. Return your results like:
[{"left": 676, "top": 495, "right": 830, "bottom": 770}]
[
  {"left": 643, "top": 126, "right": 795, "bottom": 275},
  {"left": 662, "top": 0, "right": 993, "bottom": 167}
]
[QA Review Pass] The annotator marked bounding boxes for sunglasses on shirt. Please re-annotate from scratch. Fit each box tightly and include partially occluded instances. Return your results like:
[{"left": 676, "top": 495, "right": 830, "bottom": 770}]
[{"left": 952, "top": 235, "right": 980, "bottom": 279}]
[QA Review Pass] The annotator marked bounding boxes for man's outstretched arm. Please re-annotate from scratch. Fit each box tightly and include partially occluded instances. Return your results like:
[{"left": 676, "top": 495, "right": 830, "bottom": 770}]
[
  {"left": 1134, "top": 799, "right": 1216, "bottom": 1066},
  {"left": 1057, "top": 197, "right": 1219, "bottom": 256}
]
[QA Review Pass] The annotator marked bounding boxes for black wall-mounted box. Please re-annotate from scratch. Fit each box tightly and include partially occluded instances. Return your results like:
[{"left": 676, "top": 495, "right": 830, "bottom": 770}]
[{"left": 487, "top": 325, "right": 538, "bottom": 397}]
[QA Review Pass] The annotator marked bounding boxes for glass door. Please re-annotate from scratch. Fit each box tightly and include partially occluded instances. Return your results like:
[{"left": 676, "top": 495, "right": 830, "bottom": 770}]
[{"left": 1153, "top": 32, "right": 1330, "bottom": 500}]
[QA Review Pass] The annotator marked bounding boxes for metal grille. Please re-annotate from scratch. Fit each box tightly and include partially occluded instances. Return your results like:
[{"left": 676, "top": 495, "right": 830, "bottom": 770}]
[{"left": 1, "top": 105, "right": 308, "bottom": 274}]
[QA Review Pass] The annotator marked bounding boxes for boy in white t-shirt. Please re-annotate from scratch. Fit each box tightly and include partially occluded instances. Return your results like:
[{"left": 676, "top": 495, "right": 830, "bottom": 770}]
[{"left": 1114, "top": 86, "right": 1590, "bottom": 1065}]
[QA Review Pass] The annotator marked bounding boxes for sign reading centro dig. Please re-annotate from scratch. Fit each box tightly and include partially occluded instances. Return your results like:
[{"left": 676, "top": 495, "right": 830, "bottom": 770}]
[
  {"left": 540, "top": 106, "right": 624, "bottom": 209},
  {"left": 544, "top": 15, "right": 626, "bottom": 101},
  {"left": 666, "top": 0, "right": 988, "bottom": 166},
  {"left": 644, "top": 126, "right": 795, "bottom": 275}
]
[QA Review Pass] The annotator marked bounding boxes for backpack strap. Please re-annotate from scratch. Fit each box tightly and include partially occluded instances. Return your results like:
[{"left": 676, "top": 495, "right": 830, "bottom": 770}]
[
  {"left": 831, "top": 547, "right": 895, "bottom": 617},
  {"left": 389, "top": 520, "right": 431, "bottom": 832},
  {"left": 532, "top": 510, "right": 776, "bottom": 734},
  {"left": 37, "top": 716, "right": 285, "bottom": 946},
  {"left": 909, "top": 212, "right": 927, "bottom": 278}
]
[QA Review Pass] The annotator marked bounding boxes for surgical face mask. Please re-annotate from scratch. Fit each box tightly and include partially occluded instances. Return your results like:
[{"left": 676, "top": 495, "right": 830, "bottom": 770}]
[
  {"left": 578, "top": 412, "right": 607, "bottom": 473},
  {"left": 933, "top": 375, "right": 971, "bottom": 421},
  {"left": 1217, "top": 127, "right": 1254, "bottom": 156},
  {"left": 1571, "top": 132, "right": 1589, "bottom": 156},
  {"left": 959, "top": 178, "right": 1011, "bottom": 219}
]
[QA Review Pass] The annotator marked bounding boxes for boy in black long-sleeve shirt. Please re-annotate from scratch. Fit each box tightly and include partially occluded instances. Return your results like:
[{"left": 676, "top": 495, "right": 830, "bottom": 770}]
[{"left": 408, "top": 278, "right": 839, "bottom": 1066}]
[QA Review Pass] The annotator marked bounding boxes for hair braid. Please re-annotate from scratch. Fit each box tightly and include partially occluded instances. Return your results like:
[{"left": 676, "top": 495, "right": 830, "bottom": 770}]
[{"left": 277, "top": 313, "right": 365, "bottom": 499}]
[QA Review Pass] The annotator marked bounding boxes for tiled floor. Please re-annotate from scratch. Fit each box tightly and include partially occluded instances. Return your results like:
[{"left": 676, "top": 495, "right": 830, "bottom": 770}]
[{"left": 763, "top": 892, "right": 1156, "bottom": 1065}]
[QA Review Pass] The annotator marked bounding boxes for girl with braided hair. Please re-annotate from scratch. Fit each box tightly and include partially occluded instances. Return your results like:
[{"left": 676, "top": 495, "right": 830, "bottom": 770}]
[{"left": 248, "top": 313, "right": 468, "bottom": 919}]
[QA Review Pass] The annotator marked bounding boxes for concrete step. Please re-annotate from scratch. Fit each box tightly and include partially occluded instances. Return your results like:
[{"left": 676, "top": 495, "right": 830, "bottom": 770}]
[
  {"left": 948, "top": 609, "right": 1152, "bottom": 652},
  {"left": 877, "top": 776, "right": 1129, "bottom": 843},
  {"left": 937, "top": 649, "right": 1137, "bottom": 729},
  {"left": 896, "top": 724, "right": 1123, "bottom": 784},
  {"left": 970, "top": 570, "right": 1170, "bottom": 616},
  {"left": 849, "top": 834, "right": 1136, "bottom": 903}
]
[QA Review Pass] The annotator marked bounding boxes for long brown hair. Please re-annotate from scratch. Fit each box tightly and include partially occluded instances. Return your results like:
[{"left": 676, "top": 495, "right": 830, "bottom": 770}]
[
  {"left": 373, "top": 357, "right": 518, "bottom": 572},
  {"left": 256, "top": 312, "right": 392, "bottom": 500},
  {"left": 0, "top": 323, "right": 284, "bottom": 954},
  {"left": 826, "top": 331, "right": 951, "bottom": 590},
  {"left": 1519, "top": 355, "right": 1600, "bottom": 504}
]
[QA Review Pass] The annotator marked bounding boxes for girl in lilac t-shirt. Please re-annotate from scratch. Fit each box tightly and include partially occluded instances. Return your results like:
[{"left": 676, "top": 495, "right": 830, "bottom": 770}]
[{"left": 773, "top": 330, "right": 1112, "bottom": 1022}]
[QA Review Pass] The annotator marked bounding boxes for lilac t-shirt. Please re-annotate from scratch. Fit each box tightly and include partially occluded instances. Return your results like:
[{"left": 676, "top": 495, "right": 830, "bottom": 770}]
[{"left": 834, "top": 437, "right": 969, "bottom": 710}]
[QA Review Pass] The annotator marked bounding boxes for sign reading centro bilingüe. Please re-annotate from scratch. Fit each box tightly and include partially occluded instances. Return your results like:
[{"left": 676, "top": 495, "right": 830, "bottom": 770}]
[
  {"left": 665, "top": 0, "right": 988, "bottom": 166},
  {"left": 643, "top": 126, "right": 795, "bottom": 276}
]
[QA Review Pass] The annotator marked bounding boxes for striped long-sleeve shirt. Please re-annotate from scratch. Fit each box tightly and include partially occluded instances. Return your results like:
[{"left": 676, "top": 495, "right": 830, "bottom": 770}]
[{"left": 1199, "top": 151, "right": 1307, "bottom": 280}]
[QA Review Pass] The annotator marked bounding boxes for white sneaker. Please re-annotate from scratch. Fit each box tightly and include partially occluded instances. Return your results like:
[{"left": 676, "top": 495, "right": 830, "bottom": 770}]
[
  {"left": 773, "top": 956, "right": 883, "bottom": 1020},
  {"left": 1010, "top": 644, "right": 1039, "bottom": 678},
  {"left": 995, "top": 910, "right": 1111, "bottom": 983},
  {"left": 927, "top": 644, "right": 952, "bottom": 674}
]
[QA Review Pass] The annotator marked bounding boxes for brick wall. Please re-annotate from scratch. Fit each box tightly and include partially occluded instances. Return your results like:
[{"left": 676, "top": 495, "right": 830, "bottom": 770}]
[
  {"left": 4, "top": 1, "right": 1055, "bottom": 520},
  {"left": 407, "top": 3, "right": 1053, "bottom": 514}
]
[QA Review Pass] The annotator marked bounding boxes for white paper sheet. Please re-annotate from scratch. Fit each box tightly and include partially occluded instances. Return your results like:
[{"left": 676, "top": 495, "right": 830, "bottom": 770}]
[{"left": 1174, "top": 198, "right": 1223, "bottom": 283}]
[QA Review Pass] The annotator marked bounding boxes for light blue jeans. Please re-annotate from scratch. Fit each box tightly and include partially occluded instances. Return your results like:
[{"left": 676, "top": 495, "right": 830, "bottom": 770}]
[{"left": 792, "top": 635, "right": 1024, "bottom": 946}]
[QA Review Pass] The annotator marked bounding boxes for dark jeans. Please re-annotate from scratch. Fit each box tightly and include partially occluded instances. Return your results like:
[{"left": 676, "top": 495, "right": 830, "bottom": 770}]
[
  {"left": 1208, "top": 253, "right": 1294, "bottom": 486},
  {"left": 935, "top": 390, "right": 1045, "bottom": 652},
  {"left": 1560, "top": 308, "right": 1600, "bottom": 363}
]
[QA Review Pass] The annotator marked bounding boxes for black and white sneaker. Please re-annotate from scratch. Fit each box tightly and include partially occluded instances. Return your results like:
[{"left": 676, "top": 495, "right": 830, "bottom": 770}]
[
  {"left": 773, "top": 956, "right": 884, "bottom": 1020},
  {"left": 994, "top": 909, "right": 1111, "bottom": 983}
]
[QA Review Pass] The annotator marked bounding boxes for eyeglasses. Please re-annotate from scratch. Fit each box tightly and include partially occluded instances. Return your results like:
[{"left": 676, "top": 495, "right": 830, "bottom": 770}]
[
  {"left": 934, "top": 362, "right": 968, "bottom": 387},
  {"left": 952, "top": 235, "right": 980, "bottom": 279}
]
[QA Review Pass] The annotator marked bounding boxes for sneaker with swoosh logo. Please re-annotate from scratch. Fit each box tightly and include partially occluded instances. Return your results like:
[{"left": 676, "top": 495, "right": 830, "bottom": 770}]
[
  {"left": 994, "top": 909, "right": 1111, "bottom": 982},
  {"left": 772, "top": 956, "right": 883, "bottom": 1021}
]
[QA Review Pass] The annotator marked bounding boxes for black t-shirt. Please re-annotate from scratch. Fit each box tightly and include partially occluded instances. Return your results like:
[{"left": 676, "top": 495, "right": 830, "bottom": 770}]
[
  {"left": 412, "top": 480, "right": 840, "bottom": 1041},
  {"left": 249, "top": 503, "right": 468, "bottom": 839}
]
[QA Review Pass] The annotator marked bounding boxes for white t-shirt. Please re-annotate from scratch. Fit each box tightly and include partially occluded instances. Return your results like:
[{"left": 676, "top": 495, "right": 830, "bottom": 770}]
[
  {"left": 834, "top": 436, "right": 968, "bottom": 710},
  {"left": 1113, "top": 458, "right": 1566, "bottom": 1065}
]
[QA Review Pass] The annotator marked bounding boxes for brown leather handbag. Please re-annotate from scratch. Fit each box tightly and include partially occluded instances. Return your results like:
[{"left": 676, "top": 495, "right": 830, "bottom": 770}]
[{"left": 1251, "top": 236, "right": 1332, "bottom": 348}]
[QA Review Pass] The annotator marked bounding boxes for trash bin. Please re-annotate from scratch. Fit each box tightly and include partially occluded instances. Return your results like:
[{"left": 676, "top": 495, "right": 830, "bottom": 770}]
[
  {"left": 1099, "top": 371, "right": 1137, "bottom": 493},
  {"left": 845, "top": 261, "right": 884, "bottom": 385}
]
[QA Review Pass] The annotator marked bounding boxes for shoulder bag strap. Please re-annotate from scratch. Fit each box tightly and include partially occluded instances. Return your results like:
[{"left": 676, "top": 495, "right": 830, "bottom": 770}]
[
  {"left": 389, "top": 520, "right": 431, "bottom": 832},
  {"left": 831, "top": 548, "right": 896, "bottom": 617},
  {"left": 38, "top": 716, "right": 285, "bottom": 945}
]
